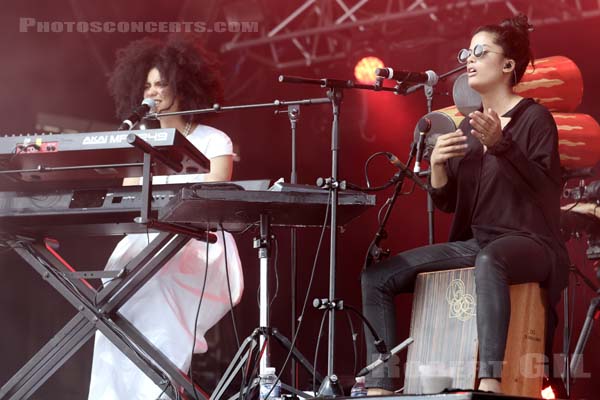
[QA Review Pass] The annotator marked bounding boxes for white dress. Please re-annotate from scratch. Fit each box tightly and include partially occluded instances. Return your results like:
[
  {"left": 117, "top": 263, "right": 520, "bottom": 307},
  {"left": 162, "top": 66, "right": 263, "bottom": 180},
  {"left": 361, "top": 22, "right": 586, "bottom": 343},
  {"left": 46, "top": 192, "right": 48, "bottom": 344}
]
[{"left": 88, "top": 125, "right": 244, "bottom": 400}]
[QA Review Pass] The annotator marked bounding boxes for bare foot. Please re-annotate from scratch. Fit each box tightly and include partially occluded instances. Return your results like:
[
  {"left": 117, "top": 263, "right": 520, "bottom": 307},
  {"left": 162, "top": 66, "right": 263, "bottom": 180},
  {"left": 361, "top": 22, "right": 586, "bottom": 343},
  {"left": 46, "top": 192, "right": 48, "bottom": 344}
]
[
  {"left": 367, "top": 387, "right": 394, "bottom": 396},
  {"left": 478, "top": 378, "right": 501, "bottom": 393}
]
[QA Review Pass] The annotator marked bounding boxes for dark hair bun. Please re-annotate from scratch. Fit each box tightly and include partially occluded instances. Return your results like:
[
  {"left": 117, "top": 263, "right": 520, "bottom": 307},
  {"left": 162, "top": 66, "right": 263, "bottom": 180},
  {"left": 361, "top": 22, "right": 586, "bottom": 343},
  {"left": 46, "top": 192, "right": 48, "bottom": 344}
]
[
  {"left": 473, "top": 13, "right": 535, "bottom": 86},
  {"left": 501, "top": 13, "right": 534, "bottom": 33}
]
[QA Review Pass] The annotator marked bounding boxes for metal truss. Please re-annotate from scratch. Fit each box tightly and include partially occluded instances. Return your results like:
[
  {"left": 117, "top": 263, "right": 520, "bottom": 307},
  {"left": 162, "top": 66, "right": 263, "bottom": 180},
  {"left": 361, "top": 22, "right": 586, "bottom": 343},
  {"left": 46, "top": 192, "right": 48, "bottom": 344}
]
[{"left": 219, "top": 0, "right": 600, "bottom": 70}]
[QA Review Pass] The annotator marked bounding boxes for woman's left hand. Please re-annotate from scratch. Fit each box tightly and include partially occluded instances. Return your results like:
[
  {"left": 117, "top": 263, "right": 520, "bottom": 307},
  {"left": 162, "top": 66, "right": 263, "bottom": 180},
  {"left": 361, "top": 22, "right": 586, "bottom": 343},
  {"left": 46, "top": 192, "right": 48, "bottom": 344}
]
[{"left": 469, "top": 108, "right": 503, "bottom": 148}]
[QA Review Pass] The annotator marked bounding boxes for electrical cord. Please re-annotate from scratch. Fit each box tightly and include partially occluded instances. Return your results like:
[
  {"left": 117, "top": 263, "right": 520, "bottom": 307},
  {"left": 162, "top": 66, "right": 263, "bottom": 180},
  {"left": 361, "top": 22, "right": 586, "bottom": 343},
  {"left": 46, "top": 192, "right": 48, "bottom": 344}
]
[
  {"left": 377, "top": 198, "right": 392, "bottom": 225},
  {"left": 26, "top": 239, "right": 183, "bottom": 398},
  {"left": 188, "top": 227, "right": 210, "bottom": 400},
  {"left": 344, "top": 311, "right": 359, "bottom": 377},
  {"left": 156, "top": 383, "right": 168, "bottom": 399},
  {"left": 312, "top": 310, "right": 329, "bottom": 394},
  {"left": 254, "top": 236, "right": 279, "bottom": 320},
  {"left": 33, "top": 249, "right": 90, "bottom": 306},
  {"left": 401, "top": 180, "right": 417, "bottom": 195},
  {"left": 220, "top": 226, "right": 241, "bottom": 347},
  {"left": 244, "top": 338, "right": 269, "bottom": 399},
  {"left": 263, "top": 191, "right": 331, "bottom": 399},
  {"left": 232, "top": 221, "right": 261, "bottom": 236},
  {"left": 109, "top": 322, "right": 181, "bottom": 400},
  {"left": 363, "top": 151, "right": 390, "bottom": 188},
  {"left": 236, "top": 333, "right": 267, "bottom": 400},
  {"left": 218, "top": 225, "right": 246, "bottom": 400},
  {"left": 348, "top": 177, "right": 399, "bottom": 193},
  {"left": 92, "top": 270, "right": 182, "bottom": 399},
  {"left": 93, "top": 274, "right": 122, "bottom": 308},
  {"left": 359, "top": 150, "right": 427, "bottom": 194},
  {"left": 562, "top": 180, "right": 581, "bottom": 213},
  {"left": 250, "top": 234, "right": 279, "bottom": 392},
  {"left": 269, "top": 237, "right": 280, "bottom": 320},
  {"left": 109, "top": 325, "right": 181, "bottom": 400},
  {"left": 156, "top": 380, "right": 180, "bottom": 400}
]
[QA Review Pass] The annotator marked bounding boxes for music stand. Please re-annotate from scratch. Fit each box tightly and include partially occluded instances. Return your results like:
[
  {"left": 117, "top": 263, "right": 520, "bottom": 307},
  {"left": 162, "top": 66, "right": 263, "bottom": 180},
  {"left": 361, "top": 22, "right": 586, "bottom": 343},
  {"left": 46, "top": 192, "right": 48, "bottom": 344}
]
[{"left": 159, "top": 186, "right": 375, "bottom": 399}]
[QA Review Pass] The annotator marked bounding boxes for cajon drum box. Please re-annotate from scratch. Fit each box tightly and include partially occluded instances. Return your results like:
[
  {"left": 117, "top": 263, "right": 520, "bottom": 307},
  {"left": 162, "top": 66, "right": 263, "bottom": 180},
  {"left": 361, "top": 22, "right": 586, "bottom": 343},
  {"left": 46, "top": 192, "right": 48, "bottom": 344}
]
[{"left": 405, "top": 268, "right": 546, "bottom": 397}]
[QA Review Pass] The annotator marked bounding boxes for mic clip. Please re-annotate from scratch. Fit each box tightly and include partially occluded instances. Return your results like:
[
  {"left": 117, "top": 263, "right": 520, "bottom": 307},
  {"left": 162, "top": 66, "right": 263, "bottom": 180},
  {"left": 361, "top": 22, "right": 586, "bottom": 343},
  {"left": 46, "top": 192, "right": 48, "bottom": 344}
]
[{"left": 374, "top": 338, "right": 388, "bottom": 355}]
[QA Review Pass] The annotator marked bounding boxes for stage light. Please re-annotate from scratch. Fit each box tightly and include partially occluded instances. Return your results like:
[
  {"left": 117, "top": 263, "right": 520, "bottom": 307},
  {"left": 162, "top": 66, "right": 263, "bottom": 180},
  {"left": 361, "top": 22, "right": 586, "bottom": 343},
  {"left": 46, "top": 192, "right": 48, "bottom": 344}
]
[
  {"left": 541, "top": 385, "right": 556, "bottom": 399},
  {"left": 354, "top": 56, "right": 384, "bottom": 84}
]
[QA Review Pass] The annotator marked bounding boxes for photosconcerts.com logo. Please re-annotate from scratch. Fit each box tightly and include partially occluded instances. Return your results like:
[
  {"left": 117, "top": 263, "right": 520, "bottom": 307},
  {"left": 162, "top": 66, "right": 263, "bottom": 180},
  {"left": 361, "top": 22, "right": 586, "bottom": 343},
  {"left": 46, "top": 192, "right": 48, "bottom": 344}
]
[{"left": 19, "top": 18, "right": 259, "bottom": 34}]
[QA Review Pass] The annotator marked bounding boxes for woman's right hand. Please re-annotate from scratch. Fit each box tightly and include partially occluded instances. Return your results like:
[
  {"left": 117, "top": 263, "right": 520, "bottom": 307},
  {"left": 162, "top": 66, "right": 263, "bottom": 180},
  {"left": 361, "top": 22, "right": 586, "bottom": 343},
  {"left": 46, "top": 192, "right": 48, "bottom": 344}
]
[
  {"left": 429, "top": 129, "right": 468, "bottom": 167},
  {"left": 429, "top": 129, "right": 468, "bottom": 189}
]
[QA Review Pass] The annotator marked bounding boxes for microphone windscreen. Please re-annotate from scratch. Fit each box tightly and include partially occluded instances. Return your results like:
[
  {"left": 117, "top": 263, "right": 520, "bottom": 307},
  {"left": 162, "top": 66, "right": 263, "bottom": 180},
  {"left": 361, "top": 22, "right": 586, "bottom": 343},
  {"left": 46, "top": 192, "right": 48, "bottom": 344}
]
[
  {"left": 141, "top": 98, "right": 156, "bottom": 111},
  {"left": 417, "top": 117, "right": 432, "bottom": 134},
  {"left": 453, "top": 73, "right": 482, "bottom": 116},
  {"left": 413, "top": 112, "right": 456, "bottom": 161}
]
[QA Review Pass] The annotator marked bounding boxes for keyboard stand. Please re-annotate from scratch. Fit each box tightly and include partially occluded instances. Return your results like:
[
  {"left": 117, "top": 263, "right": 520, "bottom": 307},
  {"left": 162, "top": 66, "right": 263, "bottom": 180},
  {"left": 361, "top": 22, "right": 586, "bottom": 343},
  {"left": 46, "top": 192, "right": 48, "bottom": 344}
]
[{"left": 0, "top": 232, "right": 210, "bottom": 400}]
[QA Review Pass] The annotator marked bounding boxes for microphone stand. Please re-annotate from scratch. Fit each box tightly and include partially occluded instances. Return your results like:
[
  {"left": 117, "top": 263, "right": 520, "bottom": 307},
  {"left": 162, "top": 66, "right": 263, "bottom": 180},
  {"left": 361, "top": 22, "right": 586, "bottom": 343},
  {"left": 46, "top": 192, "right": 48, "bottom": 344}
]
[
  {"left": 393, "top": 64, "right": 466, "bottom": 245},
  {"left": 148, "top": 96, "right": 331, "bottom": 398},
  {"left": 398, "top": 65, "right": 465, "bottom": 95},
  {"left": 363, "top": 157, "right": 429, "bottom": 268},
  {"left": 146, "top": 98, "right": 331, "bottom": 120},
  {"left": 288, "top": 105, "right": 300, "bottom": 390},
  {"left": 363, "top": 170, "right": 409, "bottom": 268},
  {"left": 424, "top": 83, "right": 436, "bottom": 245},
  {"left": 270, "top": 104, "right": 304, "bottom": 392},
  {"left": 278, "top": 75, "right": 420, "bottom": 396},
  {"left": 312, "top": 299, "right": 414, "bottom": 381}
]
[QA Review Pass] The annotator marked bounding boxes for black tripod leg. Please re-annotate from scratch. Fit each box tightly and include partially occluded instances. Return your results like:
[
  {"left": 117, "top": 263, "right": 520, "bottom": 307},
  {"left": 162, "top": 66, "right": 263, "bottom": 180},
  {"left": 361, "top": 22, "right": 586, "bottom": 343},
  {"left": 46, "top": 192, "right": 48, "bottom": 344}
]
[
  {"left": 212, "top": 331, "right": 260, "bottom": 400},
  {"left": 570, "top": 296, "right": 600, "bottom": 377},
  {"left": 224, "top": 379, "right": 259, "bottom": 400},
  {"left": 271, "top": 328, "right": 324, "bottom": 384}
]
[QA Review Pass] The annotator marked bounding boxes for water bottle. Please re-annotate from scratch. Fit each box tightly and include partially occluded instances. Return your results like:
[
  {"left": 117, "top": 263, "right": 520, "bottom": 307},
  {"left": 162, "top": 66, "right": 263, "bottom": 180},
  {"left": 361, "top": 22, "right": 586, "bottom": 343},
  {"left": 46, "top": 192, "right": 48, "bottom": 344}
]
[
  {"left": 259, "top": 367, "right": 281, "bottom": 399},
  {"left": 350, "top": 376, "right": 368, "bottom": 397}
]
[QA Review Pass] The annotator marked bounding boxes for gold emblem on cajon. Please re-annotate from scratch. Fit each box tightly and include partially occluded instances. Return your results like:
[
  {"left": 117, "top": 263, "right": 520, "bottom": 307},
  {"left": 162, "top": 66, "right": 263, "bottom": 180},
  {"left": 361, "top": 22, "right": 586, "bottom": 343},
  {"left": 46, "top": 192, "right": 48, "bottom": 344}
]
[{"left": 446, "top": 279, "right": 476, "bottom": 321}]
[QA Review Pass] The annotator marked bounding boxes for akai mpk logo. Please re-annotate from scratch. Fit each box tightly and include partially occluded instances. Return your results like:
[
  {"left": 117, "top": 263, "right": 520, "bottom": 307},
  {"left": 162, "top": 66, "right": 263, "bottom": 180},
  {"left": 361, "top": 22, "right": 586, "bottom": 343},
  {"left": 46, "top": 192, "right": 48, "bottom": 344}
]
[
  {"left": 82, "top": 135, "right": 109, "bottom": 145},
  {"left": 82, "top": 131, "right": 169, "bottom": 146}
]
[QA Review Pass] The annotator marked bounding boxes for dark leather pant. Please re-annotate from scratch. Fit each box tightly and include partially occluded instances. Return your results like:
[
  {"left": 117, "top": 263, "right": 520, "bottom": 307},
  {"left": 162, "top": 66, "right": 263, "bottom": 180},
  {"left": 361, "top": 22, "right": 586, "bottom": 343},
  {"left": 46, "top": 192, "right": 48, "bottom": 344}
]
[{"left": 361, "top": 235, "right": 552, "bottom": 391}]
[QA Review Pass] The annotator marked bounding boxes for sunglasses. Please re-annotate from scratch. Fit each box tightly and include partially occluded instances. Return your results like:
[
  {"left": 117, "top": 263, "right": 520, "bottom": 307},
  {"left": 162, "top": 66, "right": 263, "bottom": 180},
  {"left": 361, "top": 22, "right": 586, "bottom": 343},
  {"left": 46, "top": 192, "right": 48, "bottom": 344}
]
[{"left": 457, "top": 44, "right": 504, "bottom": 64}]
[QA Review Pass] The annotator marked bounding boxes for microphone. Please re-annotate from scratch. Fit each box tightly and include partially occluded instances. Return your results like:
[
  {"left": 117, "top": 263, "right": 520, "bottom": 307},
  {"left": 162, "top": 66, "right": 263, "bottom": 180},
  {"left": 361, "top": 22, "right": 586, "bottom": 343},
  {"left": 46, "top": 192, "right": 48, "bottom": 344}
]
[
  {"left": 385, "top": 152, "right": 430, "bottom": 192},
  {"left": 356, "top": 337, "right": 414, "bottom": 377},
  {"left": 118, "top": 98, "right": 156, "bottom": 131},
  {"left": 385, "top": 152, "right": 406, "bottom": 170},
  {"left": 414, "top": 117, "right": 432, "bottom": 173},
  {"left": 375, "top": 67, "right": 439, "bottom": 86}
]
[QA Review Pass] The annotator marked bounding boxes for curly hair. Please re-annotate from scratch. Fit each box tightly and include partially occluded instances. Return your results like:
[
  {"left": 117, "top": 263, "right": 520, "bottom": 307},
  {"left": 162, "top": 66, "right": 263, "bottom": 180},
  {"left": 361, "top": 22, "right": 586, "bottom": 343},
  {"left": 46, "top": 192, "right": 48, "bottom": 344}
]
[
  {"left": 108, "top": 35, "right": 224, "bottom": 123},
  {"left": 474, "top": 13, "right": 535, "bottom": 86}
]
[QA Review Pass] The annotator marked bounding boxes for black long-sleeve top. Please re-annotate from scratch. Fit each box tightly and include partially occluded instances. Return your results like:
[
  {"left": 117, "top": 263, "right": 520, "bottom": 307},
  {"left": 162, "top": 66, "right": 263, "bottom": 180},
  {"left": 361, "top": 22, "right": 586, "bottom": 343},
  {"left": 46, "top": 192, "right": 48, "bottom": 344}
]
[{"left": 430, "top": 98, "right": 570, "bottom": 302}]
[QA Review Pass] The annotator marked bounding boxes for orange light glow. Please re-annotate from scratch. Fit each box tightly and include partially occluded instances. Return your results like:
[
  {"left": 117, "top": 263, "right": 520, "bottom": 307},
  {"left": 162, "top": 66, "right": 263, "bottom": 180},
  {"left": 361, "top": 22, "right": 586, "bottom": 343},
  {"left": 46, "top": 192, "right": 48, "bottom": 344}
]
[
  {"left": 541, "top": 385, "right": 556, "bottom": 399},
  {"left": 354, "top": 56, "right": 384, "bottom": 84}
]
